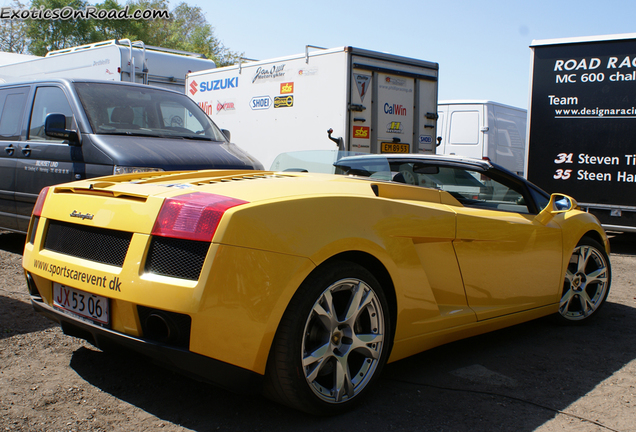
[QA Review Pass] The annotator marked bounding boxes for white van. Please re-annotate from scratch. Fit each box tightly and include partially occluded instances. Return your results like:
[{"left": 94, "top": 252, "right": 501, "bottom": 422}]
[
  {"left": 0, "top": 39, "right": 216, "bottom": 93},
  {"left": 437, "top": 100, "right": 527, "bottom": 176}
]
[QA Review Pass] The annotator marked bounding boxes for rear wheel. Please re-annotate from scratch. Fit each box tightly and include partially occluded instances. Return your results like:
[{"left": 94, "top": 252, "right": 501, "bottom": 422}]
[
  {"left": 558, "top": 237, "right": 611, "bottom": 323},
  {"left": 264, "top": 261, "right": 392, "bottom": 415}
]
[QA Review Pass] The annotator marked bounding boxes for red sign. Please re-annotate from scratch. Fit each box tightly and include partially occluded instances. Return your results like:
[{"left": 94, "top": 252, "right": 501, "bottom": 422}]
[
  {"left": 353, "top": 126, "right": 370, "bottom": 139},
  {"left": 189, "top": 80, "right": 198, "bottom": 95},
  {"left": 280, "top": 82, "right": 294, "bottom": 94}
]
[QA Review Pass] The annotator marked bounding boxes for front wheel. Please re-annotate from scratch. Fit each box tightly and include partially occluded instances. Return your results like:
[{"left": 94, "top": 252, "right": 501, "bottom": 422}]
[
  {"left": 264, "top": 261, "right": 393, "bottom": 415},
  {"left": 558, "top": 237, "right": 611, "bottom": 323}
]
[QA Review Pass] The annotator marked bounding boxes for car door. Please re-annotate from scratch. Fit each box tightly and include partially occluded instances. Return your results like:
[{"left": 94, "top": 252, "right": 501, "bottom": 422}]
[
  {"left": 439, "top": 166, "right": 563, "bottom": 320},
  {"left": 0, "top": 86, "right": 29, "bottom": 231},
  {"left": 14, "top": 85, "right": 82, "bottom": 232}
]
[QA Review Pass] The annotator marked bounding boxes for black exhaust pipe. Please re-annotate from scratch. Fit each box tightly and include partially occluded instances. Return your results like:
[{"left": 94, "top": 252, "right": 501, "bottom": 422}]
[{"left": 144, "top": 312, "right": 178, "bottom": 343}]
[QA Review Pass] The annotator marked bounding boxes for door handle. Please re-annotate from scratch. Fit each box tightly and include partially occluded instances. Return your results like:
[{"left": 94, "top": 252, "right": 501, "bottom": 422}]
[
  {"left": 4, "top": 144, "right": 14, "bottom": 155},
  {"left": 21, "top": 145, "right": 31, "bottom": 157}
]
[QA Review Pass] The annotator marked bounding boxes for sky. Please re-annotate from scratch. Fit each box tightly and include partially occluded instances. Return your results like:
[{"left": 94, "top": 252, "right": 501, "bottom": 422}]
[
  {"left": 192, "top": 0, "right": 636, "bottom": 110},
  {"left": 2, "top": 0, "right": 634, "bottom": 109}
]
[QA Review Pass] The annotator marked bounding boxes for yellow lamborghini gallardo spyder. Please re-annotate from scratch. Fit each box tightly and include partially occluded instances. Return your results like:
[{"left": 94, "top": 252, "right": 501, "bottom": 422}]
[{"left": 23, "top": 151, "right": 611, "bottom": 415}]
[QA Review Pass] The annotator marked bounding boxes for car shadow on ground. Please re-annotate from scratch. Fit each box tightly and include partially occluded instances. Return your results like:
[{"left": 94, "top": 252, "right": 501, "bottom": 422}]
[
  {"left": 0, "top": 231, "right": 26, "bottom": 254},
  {"left": 608, "top": 231, "right": 636, "bottom": 255},
  {"left": 0, "top": 295, "right": 57, "bottom": 338},
  {"left": 0, "top": 232, "right": 57, "bottom": 337},
  {"left": 11, "top": 227, "right": 633, "bottom": 430},
  {"left": 69, "top": 299, "right": 636, "bottom": 432}
]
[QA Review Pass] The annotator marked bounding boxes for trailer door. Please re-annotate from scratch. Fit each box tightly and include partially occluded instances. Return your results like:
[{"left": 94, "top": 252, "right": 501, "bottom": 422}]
[
  {"left": 349, "top": 54, "right": 438, "bottom": 155},
  {"left": 375, "top": 73, "right": 415, "bottom": 154},
  {"left": 349, "top": 71, "right": 372, "bottom": 153}
]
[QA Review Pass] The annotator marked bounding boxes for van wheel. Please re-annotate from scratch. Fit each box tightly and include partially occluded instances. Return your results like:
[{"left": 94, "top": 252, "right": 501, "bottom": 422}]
[
  {"left": 557, "top": 237, "right": 611, "bottom": 323},
  {"left": 264, "top": 261, "right": 392, "bottom": 415}
]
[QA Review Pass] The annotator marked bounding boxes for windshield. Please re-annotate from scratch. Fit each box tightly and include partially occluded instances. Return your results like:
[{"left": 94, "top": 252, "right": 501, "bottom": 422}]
[
  {"left": 271, "top": 150, "right": 549, "bottom": 214},
  {"left": 270, "top": 150, "right": 391, "bottom": 177},
  {"left": 74, "top": 82, "right": 227, "bottom": 141}
]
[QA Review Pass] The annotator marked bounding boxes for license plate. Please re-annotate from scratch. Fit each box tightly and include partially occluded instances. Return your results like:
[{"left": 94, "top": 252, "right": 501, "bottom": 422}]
[
  {"left": 53, "top": 283, "right": 110, "bottom": 325},
  {"left": 381, "top": 142, "right": 410, "bottom": 154}
]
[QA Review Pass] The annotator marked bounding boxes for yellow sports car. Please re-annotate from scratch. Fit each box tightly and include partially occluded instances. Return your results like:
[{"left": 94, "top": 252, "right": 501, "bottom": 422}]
[{"left": 23, "top": 151, "right": 611, "bottom": 415}]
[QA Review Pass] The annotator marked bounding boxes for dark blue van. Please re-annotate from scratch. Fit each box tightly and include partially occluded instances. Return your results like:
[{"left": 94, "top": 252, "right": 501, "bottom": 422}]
[{"left": 0, "top": 79, "right": 262, "bottom": 233}]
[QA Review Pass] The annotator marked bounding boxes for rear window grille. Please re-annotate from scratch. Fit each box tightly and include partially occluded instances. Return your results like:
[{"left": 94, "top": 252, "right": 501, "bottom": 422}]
[
  {"left": 44, "top": 220, "right": 132, "bottom": 267},
  {"left": 145, "top": 237, "right": 210, "bottom": 281},
  {"left": 196, "top": 174, "right": 290, "bottom": 186}
]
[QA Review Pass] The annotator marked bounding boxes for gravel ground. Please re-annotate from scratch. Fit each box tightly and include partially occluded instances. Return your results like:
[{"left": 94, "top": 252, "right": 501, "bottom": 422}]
[{"left": 1, "top": 230, "right": 635, "bottom": 432}]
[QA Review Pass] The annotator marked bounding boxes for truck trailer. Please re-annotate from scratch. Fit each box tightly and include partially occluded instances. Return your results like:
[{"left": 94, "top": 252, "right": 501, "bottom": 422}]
[
  {"left": 186, "top": 46, "right": 439, "bottom": 169},
  {"left": 0, "top": 39, "right": 216, "bottom": 92},
  {"left": 526, "top": 33, "right": 636, "bottom": 233}
]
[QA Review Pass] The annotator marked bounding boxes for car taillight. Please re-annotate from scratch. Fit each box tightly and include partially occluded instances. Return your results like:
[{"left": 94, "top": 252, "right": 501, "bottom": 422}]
[
  {"left": 32, "top": 187, "right": 50, "bottom": 216},
  {"left": 151, "top": 192, "right": 248, "bottom": 242}
]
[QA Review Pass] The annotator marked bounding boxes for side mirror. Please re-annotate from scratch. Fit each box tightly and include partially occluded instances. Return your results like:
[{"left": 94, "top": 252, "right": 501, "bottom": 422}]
[
  {"left": 535, "top": 193, "right": 578, "bottom": 225},
  {"left": 45, "top": 113, "right": 80, "bottom": 145},
  {"left": 221, "top": 129, "right": 231, "bottom": 142}
]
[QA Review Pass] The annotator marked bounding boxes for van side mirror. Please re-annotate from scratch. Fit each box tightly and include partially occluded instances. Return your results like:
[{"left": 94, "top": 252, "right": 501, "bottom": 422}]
[
  {"left": 221, "top": 129, "right": 231, "bottom": 142},
  {"left": 535, "top": 193, "right": 578, "bottom": 225},
  {"left": 45, "top": 113, "right": 80, "bottom": 145}
]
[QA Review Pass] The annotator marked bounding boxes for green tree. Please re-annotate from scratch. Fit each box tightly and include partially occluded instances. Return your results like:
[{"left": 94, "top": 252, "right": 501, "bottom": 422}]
[
  {"left": 124, "top": 0, "right": 243, "bottom": 66},
  {"left": 88, "top": 0, "right": 140, "bottom": 42},
  {"left": 0, "top": 0, "right": 29, "bottom": 53},
  {"left": 17, "top": 0, "right": 242, "bottom": 66},
  {"left": 169, "top": 2, "right": 244, "bottom": 66},
  {"left": 26, "top": 0, "right": 96, "bottom": 55}
]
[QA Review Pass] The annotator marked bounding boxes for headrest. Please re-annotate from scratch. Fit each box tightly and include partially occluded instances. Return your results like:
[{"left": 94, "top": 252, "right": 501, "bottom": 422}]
[{"left": 111, "top": 107, "right": 133, "bottom": 123}]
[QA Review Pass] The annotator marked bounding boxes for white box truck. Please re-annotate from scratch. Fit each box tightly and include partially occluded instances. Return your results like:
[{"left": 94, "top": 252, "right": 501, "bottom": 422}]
[
  {"left": 436, "top": 100, "right": 527, "bottom": 176},
  {"left": 0, "top": 39, "right": 216, "bottom": 92},
  {"left": 186, "top": 46, "right": 439, "bottom": 169},
  {"left": 526, "top": 33, "right": 636, "bottom": 233}
]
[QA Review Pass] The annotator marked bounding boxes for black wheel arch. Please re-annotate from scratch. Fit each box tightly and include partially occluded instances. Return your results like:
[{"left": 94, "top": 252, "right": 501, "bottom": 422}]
[
  {"left": 581, "top": 229, "right": 607, "bottom": 251},
  {"left": 317, "top": 251, "right": 398, "bottom": 332}
]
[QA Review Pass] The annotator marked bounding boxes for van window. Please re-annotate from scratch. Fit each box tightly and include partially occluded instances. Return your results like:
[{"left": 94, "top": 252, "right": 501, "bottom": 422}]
[
  {"left": 28, "top": 87, "right": 74, "bottom": 141},
  {"left": 0, "top": 87, "right": 28, "bottom": 140},
  {"left": 449, "top": 111, "right": 479, "bottom": 145}
]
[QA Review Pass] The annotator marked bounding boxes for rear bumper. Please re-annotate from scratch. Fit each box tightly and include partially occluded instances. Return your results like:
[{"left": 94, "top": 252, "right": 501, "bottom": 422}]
[{"left": 30, "top": 295, "right": 263, "bottom": 394}]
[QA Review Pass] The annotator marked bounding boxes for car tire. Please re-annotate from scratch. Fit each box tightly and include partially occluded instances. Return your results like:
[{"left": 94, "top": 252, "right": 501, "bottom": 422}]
[
  {"left": 264, "top": 261, "right": 393, "bottom": 415},
  {"left": 557, "top": 236, "right": 611, "bottom": 323}
]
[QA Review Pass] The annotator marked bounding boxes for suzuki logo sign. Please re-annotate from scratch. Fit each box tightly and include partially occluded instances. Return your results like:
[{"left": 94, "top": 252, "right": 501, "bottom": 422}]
[{"left": 189, "top": 80, "right": 198, "bottom": 95}]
